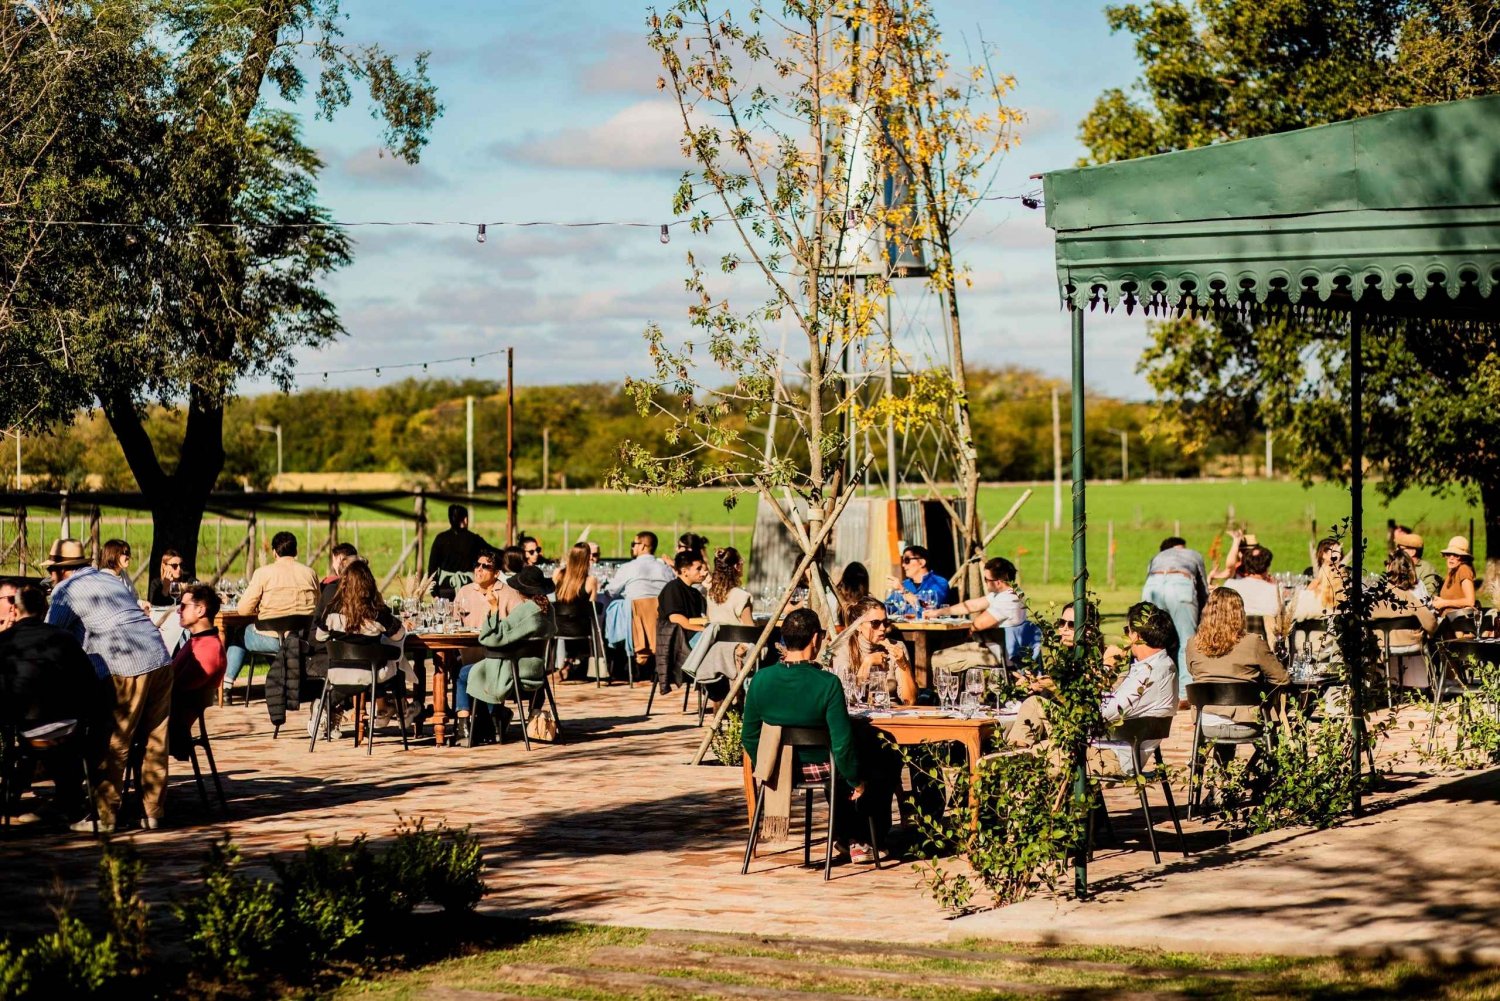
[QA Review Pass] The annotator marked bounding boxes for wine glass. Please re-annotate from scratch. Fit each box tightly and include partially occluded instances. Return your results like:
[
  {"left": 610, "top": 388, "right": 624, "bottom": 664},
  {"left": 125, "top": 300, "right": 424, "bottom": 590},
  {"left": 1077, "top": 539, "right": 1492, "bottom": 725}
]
[
  {"left": 958, "top": 689, "right": 980, "bottom": 718},
  {"left": 919, "top": 595, "right": 937, "bottom": 619}
]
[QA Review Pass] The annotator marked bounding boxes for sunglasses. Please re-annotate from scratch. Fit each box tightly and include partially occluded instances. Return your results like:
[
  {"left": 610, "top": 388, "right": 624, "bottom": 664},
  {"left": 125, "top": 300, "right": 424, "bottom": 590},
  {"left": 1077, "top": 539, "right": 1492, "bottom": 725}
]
[
  {"left": 1054, "top": 617, "right": 1075, "bottom": 628},
  {"left": 868, "top": 619, "right": 890, "bottom": 629},
  {"left": 899, "top": 555, "right": 914, "bottom": 564},
  {"left": 166, "top": 561, "right": 182, "bottom": 569},
  {"left": 475, "top": 562, "right": 495, "bottom": 571},
  {"left": 524, "top": 548, "right": 539, "bottom": 555},
  {"left": 0, "top": 595, "right": 16, "bottom": 605}
]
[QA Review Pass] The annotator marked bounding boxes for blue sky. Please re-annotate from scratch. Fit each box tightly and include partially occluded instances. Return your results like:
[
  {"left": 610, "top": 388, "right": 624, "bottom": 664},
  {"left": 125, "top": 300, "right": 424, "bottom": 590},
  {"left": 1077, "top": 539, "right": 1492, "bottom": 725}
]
[{"left": 262, "top": 0, "right": 1157, "bottom": 398}]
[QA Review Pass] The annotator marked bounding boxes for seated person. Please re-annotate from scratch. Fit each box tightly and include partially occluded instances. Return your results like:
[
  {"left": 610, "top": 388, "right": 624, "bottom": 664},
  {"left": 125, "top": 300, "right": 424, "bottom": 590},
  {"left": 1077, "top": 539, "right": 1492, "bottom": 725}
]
[
  {"left": 654, "top": 549, "right": 708, "bottom": 692},
  {"left": 1006, "top": 602, "right": 1178, "bottom": 777},
  {"left": 706, "top": 547, "right": 754, "bottom": 626},
  {"left": 1432, "top": 536, "right": 1478, "bottom": 633},
  {"left": 459, "top": 567, "right": 556, "bottom": 746},
  {"left": 741, "top": 609, "right": 893, "bottom": 865},
  {"left": 1393, "top": 529, "right": 1443, "bottom": 599},
  {"left": 1184, "top": 588, "right": 1288, "bottom": 746},
  {"left": 168, "top": 584, "right": 228, "bottom": 759},
  {"left": 934, "top": 556, "right": 1039, "bottom": 661},
  {"left": 1223, "top": 542, "right": 1281, "bottom": 644},
  {"left": 148, "top": 549, "right": 188, "bottom": 607},
  {"left": 454, "top": 548, "right": 504, "bottom": 629},
  {"left": 828, "top": 597, "right": 917, "bottom": 705},
  {"left": 1373, "top": 550, "right": 1439, "bottom": 688},
  {"left": 314, "top": 561, "right": 409, "bottom": 731},
  {"left": 834, "top": 561, "right": 871, "bottom": 627},
  {"left": 0, "top": 581, "right": 100, "bottom": 823},
  {"left": 225, "top": 531, "right": 319, "bottom": 690},
  {"left": 886, "top": 545, "right": 954, "bottom": 613}
]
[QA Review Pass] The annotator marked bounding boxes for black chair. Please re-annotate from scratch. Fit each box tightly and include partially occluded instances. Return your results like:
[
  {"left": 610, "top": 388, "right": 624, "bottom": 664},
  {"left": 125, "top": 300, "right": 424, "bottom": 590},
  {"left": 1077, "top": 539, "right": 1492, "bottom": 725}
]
[
  {"left": 1426, "top": 639, "right": 1500, "bottom": 751},
  {"left": 308, "top": 640, "right": 410, "bottom": 755},
  {"left": 741, "top": 726, "right": 881, "bottom": 881},
  {"left": 673, "top": 624, "right": 764, "bottom": 726},
  {"left": 1183, "top": 680, "right": 1272, "bottom": 819},
  {"left": 184, "top": 709, "right": 228, "bottom": 813},
  {"left": 1089, "top": 716, "right": 1188, "bottom": 865},
  {"left": 236, "top": 614, "right": 312, "bottom": 706},
  {"left": 1370, "top": 615, "right": 1432, "bottom": 705},
  {"left": 479, "top": 643, "right": 554, "bottom": 751},
  {"left": 1, "top": 720, "right": 98, "bottom": 835}
]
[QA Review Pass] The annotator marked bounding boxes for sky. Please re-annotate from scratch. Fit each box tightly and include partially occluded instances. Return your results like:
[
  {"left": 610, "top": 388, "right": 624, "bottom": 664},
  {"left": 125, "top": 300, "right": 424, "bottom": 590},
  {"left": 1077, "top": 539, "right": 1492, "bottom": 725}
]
[{"left": 257, "top": 0, "right": 1157, "bottom": 399}]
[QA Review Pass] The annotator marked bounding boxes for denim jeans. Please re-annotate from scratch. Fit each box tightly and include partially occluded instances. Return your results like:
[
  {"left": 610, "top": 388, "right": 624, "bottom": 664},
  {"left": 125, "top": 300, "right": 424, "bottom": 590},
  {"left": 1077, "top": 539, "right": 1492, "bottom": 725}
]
[
  {"left": 224, "top": 624, "right": 281, "bottom": 684},
  {"left": 1141, "top": 573, "right": 1198, "bottom": 697}
]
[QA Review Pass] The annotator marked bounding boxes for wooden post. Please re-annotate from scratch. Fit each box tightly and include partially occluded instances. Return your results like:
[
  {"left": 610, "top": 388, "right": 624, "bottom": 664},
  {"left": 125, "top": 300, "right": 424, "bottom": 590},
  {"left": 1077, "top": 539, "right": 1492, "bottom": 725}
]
[
  {"left": 1043, "top": 519, "right": 1051, "bottom": 585},
  {"left": 563, "top": 519, "right": 569, "bottom": 553},
  {"left": 246, "top": 514, "right": 257, "bottom": 576},
  {"left": 415, "top": 489, "right": 427, "bottom": 578},
  {"left": 505, "top": 347, "right": 515, "bottom": 544},
  {"left": 1106, "top": 520, "right": 1116, "bottom": 589},
  {"left": 215, "top": 516, "right": 223, "bottom": 567},
  {"left": 542, "top": 426, "right": 550, "bottom": 491},
  {"left": 59, "top": 488, "right": 71, "bottom": 539},
  {"left": 328, "top": 498, "right": 340, "bottom": 572},
  {"left": 87, "top": 506, "right": 101, "bottom": 559},
  {"left": 17, "top": 507, "right": 28, "bottom": 576},
  {"left": 616, "top": 521, "right": 624, "bottom": 556}
]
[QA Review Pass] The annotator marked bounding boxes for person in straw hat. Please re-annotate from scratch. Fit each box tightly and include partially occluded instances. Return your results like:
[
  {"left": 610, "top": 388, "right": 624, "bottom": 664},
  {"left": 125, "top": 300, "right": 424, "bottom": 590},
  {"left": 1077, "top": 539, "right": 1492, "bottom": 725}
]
[
  {"left": 43, "top": 538, "right": 172, "bottom": 833},
  {"left": 1432, "top": 536, "right": 1478, "bottom": 624},
  {"left": 1392, "top": 528, "right": 1443, "bottom": 599}
]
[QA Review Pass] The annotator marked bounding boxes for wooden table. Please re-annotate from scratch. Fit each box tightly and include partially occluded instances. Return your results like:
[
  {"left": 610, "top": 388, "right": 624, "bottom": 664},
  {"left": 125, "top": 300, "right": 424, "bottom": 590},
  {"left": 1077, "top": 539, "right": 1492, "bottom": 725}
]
[
  {"left": 406, "top": 631, "right": 481, "bottom": 747},
  {"left": 889, "top": 620, "right": 974, "bottom": 687}
]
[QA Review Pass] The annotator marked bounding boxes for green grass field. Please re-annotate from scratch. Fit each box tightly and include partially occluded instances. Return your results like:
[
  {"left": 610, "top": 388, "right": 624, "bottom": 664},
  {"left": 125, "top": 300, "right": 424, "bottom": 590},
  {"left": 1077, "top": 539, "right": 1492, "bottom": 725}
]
[{"left": 7, "top": 480, "right": 1482, "bottom": 617}]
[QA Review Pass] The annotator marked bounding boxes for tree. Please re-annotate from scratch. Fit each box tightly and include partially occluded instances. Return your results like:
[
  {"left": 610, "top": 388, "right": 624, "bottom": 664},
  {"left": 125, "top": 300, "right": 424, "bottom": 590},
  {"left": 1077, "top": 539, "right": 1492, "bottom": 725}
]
[
  {"left": 619, "top": 0, "right": 1016, "bottom": 609},
  {"left": 0, "top": 1, "right": 439, "bottom": 585},
  {"left": 1085, "top": 0, "right": 1500, "bottom": 589}
]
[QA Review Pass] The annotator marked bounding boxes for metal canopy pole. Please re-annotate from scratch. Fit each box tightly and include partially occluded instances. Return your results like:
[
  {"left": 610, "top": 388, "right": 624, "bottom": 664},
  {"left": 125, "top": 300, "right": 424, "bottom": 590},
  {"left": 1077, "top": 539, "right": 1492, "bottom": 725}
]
[
  {"left": 1348, "top": 308, "right": 1366, "bottom": 815},
  {"left": 1070, "top": 303, "right": 1089, "bottom": 898}
]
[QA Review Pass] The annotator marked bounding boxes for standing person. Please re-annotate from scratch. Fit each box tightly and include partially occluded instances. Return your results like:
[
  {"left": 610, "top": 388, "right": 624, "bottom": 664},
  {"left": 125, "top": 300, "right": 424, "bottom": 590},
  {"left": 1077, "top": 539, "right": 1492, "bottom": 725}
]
[
  {"left": 168, "top": 584, "right": 227, "bottom": 760},
  {"left": 147, "top": 549, "right": 187, "bottom": 607},
  {"left": 706, "top": 547, "right": 754, "bottom": 626},
  {"left": 223, "top": 531, "right": 319, "bottom": 690},
  {"left": 886, "top": 545, "right": 954, "bottom": 613},
  {"left": 43, "top": 539, "right": 172, "bottom": 833},
  {"left": 1141, "top": 536, "right": 1208, "bottom": 697},
  {"left": 427, "top": 505, "right": 492, "bottom": 600},
  {"left": 1394, "top": 529, "right": 1443, "bottom": 599},
  {"left": 0, "top": 581, "right": 100, "bottom": 825}
]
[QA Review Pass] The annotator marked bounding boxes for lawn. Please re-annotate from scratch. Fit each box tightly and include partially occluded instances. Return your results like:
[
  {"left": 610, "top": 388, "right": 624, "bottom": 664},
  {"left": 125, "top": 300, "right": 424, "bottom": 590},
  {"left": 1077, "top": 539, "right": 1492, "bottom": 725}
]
[
  {"left": 332, "top": 919, "right": 1500, "bottom": 1000},
  {"left": 11, "top": 479, "right": 1482, "bottom": 618}
]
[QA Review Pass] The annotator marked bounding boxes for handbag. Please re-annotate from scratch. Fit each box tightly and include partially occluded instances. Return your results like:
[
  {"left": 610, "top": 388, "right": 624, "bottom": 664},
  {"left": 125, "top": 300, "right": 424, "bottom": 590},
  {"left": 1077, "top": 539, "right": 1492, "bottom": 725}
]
[{"left": 526, "top": 707, "right": 558, "bottom": 743}]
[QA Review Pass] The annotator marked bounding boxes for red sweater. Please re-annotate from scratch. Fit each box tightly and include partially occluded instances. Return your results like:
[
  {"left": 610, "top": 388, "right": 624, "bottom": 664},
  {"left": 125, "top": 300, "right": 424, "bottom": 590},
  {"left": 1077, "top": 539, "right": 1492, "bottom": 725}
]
[{"left": 171, "top": 630, "right": 227, "bottom": 729}]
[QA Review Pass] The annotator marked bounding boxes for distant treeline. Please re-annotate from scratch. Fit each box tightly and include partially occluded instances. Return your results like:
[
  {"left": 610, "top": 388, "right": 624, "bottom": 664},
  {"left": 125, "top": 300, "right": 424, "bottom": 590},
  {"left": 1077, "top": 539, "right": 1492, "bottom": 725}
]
[{"left": 17, "top": 367, "right": 1250, "bottom": 492}]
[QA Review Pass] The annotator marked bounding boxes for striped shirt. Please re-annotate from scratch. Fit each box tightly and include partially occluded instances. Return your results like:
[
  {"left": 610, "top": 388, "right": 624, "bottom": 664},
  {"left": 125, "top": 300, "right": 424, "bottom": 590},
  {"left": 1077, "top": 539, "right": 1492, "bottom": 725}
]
[{"left": 47, "top": 566, "right": 169, "bottom": 678}]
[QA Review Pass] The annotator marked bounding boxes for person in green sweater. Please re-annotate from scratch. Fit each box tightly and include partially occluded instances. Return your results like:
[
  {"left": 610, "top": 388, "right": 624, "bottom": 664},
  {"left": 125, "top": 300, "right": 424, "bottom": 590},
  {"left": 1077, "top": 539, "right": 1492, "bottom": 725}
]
[
  {"left": 462, "top": 566, "right": 556, "bottom": 746},
  {"left": 741, "top": 608, "right": 891, "bottom": 864}
]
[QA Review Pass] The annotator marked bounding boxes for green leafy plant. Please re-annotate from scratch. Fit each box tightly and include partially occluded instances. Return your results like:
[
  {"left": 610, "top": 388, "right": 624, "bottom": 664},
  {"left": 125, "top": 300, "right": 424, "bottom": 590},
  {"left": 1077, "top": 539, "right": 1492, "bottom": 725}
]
[
  {"left": 174, "top": 838, "right": 283, "bottom": 980},
  {"left": 97, "top": 846, "right": 148, "bottom": 969},
  {"left": 382, "top": 816, "right": 486, "bottom": 914},
  {"left": 708, "top": 710, "right": 744, "bottom": 767},
  {"left": 18, "top": 913, "right": 119, "bottom": 996},
  {"left": 0, "top": 939, "right": 24, "bottom": 997},
  {"left": 1418, "top": 653, "right": 1500, "bottom": 770},
  {"left": 272, "top": 836, "right": 379, "bottom": 964}
]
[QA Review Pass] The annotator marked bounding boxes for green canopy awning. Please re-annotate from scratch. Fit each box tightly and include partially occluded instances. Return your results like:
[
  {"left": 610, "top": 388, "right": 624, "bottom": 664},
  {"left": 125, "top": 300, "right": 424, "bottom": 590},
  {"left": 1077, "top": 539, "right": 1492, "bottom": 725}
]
[{"left": 1043, "top": 95, "right": 1500, "bottom": 317}]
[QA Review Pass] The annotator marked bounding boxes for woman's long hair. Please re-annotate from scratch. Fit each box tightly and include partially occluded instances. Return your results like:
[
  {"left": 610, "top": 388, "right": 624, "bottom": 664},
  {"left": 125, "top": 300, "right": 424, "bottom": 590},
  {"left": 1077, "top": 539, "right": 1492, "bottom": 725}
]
[
  {"left": 1194, "top": 587, "right": 1246, "bottom": 658},
  {"left": 1385, "top": 549, "right": 1417, "bottom": 590},
  {"left": 835, "top": 562, "right": 871, "bottom": 625},
  {"left": 333, "top": 561, "right": 384, "bottom": 633},
  {"left": 555, "top": 543, "right": 592, "bottom": 603},
  {"left": 708, "top": 547, "right": 743, "bottom": 605}
]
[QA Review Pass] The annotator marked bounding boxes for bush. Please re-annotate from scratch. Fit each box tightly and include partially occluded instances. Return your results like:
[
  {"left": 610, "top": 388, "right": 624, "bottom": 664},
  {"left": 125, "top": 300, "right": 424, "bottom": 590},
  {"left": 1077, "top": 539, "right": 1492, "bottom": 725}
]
[
  {"left": 174, "top": 838, "right": 283, "bottom": 980},
  {"left": 98, "top": 846, "right": 148, "bottom": 968},
  {"left": 20, "top": 914, "right": 119, "bottom": 996},
  {"left": 0, "top": 939, "right": 24, "bottom": 997},
  {"left": 708, "top": 710, "right": 744, "bottom": 767},
  {"left": 382, "top": 816, "right": 485, "bottom": 914},
  {"left": 272, "top": 836, "right": 380, "bottom": 965}
]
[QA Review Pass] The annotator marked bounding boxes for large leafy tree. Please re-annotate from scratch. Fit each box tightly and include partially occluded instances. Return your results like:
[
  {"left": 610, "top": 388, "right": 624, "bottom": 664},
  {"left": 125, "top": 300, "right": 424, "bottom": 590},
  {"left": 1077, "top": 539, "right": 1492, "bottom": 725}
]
[
  {"left": 1084, "top": 0, "right": 1500, "bottom": 588},
  {"left": 1, "top": 1, "right": 439, "bottom": 584}
]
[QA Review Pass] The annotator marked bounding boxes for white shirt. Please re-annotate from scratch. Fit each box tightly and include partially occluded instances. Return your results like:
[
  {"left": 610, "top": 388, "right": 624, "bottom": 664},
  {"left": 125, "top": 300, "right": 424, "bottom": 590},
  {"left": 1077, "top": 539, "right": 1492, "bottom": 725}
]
[
  {"left": 1224, "top": 577, "right": 1281, "bottom": 618},
  {"left": 1097, "top": 649, "right": 1177, "bottom": 772},
  {"left": 983, "top": 588, "right": 1026, "bottom": 628},
  {"left": 603, "top": 554, "right": 677, "bottom": 603},
  {"left": 706, "top": 586, "right": 751, "bottom": 624}
]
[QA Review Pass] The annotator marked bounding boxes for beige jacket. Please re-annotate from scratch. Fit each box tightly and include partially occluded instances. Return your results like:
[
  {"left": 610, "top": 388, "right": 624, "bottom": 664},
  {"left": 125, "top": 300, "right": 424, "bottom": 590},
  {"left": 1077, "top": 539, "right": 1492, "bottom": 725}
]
[
  {"left": 238, "top": 556, "right": 319, "bottom": 620},
  {"left": 1185, "top": 633, "right": 1290, "bottom": 724}
]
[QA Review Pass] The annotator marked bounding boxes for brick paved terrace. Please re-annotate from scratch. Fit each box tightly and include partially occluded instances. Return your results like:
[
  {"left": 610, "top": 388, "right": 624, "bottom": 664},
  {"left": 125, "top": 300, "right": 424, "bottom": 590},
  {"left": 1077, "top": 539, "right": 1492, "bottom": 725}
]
[{"left": 1, "top": 679, "right": 1496, "bottom": 964}]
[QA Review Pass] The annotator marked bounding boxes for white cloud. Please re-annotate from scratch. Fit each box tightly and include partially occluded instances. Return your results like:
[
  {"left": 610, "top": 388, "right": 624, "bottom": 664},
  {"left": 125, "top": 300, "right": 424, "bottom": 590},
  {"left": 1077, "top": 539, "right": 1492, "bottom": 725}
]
[
  {"left": 334, "top": 146, "right": 448, "bottom": 189},
  {"left": 492, "top": 100, "right": 690, "bottom": 174}
]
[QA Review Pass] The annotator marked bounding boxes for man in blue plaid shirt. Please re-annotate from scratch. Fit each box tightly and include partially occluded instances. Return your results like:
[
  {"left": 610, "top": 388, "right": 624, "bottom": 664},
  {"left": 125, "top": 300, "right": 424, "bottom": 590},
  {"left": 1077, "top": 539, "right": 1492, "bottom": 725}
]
[{"left": 45, "top": 539, "right": 171, "bottom": 833}]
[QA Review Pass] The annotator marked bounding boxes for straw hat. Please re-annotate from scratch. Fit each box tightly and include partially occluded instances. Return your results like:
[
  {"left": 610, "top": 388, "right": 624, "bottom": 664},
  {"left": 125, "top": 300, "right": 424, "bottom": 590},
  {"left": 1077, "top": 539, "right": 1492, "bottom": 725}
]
[
  {"left": 1440, "top": 536, "right": 1472, "bottom": 558},
  {"left": 42, "top": 538, "right": 90, "bottom": 570},
  {"left": 1393, "top": 529, "right": 1424, "bottom": 550},
  {"left": 1242, "top": 534, "right": 1259, "bottom": 547}
]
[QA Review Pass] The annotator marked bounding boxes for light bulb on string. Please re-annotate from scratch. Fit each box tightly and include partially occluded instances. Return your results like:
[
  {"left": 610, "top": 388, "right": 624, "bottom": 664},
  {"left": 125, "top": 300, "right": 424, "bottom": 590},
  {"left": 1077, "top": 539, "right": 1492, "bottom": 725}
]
[
  {"left": 660, "top": 224, "right": 670, "bottom": 244},
  {"left": 374, "top": 367, "right": 381, "bottom": 378},
  {"left": 476, "top": 223, "right": 487, "bottom": 243}
]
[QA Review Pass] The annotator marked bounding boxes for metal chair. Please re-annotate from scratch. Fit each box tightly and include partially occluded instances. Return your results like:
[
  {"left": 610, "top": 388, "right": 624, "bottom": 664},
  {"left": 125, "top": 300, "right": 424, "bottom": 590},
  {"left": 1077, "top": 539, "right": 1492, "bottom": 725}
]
[
  {"left": 184, "top": 709, "right": 228, "bottom": 813},
  {"left": 1, "top": 720, "right": 98, "bottom": 835},
  {"left": 1090, "top": 716, "right": 1188, "bottom": 865},
  {"left": 1370, "top": 615, "right": 1432, "bottom": 705},
  {"left": 236, "top": 614, "right": 312, "bottom": 706},
  {"left": 479, "top": 642, "right": 555, "bottom": 751},
  {"left": 308, "top": 639, "right": 410, "bottom": 755},
  {"left": 741, "top": 725, "right": 881, "bottom": 881},
  {"left": 675, "top": 624, "right": 763, "bottom": 726},
  {"left": 1183, "top": 680, "right": 1272, "bottom": 819},
  {"left": 1425, "top": 639, "right": 1499, "bottom": 751}
]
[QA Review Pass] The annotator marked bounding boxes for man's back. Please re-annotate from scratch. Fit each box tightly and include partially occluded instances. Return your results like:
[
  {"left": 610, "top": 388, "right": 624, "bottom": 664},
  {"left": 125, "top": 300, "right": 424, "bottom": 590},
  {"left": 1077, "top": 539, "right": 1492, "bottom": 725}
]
[
  {"left": 47, "top": 566, "right": 168, "bottom": 677},
  {"left": 240, "top": 556, "right": 320, "bottom": 619},
  {"left": 428, "top": 526, "right": 489, "bottom": 576},
  {"left": 0, "top": 618, "right": 98, "bottom": 722},
  {"left": 608, "top": 554, "right": 676, "bottom": 602},
  {"left": 740, "top": 661, "right": 858, "bottom": 780}
]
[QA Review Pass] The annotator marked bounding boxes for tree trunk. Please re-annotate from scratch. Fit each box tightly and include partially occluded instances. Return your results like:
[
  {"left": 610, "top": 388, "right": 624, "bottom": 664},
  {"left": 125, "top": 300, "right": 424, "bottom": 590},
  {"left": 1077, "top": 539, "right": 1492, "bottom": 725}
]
[{"left": 1481, "top": 478, "right": 1500, "bottom": 607}]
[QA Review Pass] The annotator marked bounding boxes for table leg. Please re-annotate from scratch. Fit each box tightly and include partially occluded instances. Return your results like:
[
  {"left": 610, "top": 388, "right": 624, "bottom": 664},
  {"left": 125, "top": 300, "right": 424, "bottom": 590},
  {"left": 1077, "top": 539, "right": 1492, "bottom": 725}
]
[
  {"left": 914, "top": 633, "right": 931, "bottom": 688},
  {"left": 432, "top": 651, "right": 450, "bottom": 747},
  {"left": 965, "top": 733, "right": 984, "bottom": 830}
]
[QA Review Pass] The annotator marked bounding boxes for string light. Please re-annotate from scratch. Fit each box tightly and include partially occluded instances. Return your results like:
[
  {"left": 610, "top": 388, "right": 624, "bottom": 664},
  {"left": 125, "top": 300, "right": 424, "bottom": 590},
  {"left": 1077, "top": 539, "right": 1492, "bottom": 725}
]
[
  {"left": 298, "top": 346, "right": 511, "bottom": 380},
  {"left": 476, "top": 222, "right": 487, "bottom": 243},
  {"left": 660, "top": 224, "right": 670, "bottom": 244}
]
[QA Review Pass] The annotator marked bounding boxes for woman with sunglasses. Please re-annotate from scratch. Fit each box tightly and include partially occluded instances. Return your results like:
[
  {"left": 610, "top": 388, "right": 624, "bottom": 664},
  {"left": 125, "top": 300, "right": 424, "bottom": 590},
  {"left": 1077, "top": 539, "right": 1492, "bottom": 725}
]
[
  {"left": 829, "top": 597, "right": 917, "bottom": 705},
  {"left": 148, "top": 549, "right": 188, "bottom": 608}
]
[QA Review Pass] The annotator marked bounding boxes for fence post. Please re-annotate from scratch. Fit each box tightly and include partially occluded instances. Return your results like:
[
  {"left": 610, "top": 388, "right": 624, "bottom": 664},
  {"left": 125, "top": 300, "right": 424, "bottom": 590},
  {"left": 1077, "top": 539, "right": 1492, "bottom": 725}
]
[
  {"left": 415, "top": 489, "right": 427, "bottom": 578},
  {"left": 87, "top": 506, "right": 101, "bottom": 560},
  {"left": 563, "top": 519, "right": 569, "bottom": 554},
  {"left": 17, "top": 506, "right": 28, "bottom": 576},
  {"left": 1106, "top": 520, "right": 1116, "bottom": 589},
  {"left": 215, "top": 516, "right": 223, "bottom": 566},
  {"left": 1043, "top": 520, "right": 1051, "bottom": 585},
  {"left": 246, "top": 513, "right": 257, "bottom": 577},
  {"left": 59, "top": 488, "right": 70, "bottom": 539},
  {"left": 616, "top": 522, "right": 624, "bottom": 557}
]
